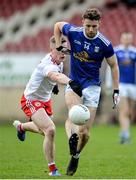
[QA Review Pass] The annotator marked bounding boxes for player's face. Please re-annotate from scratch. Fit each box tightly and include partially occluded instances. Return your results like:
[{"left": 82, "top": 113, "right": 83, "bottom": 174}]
[
  {"left": 57, "top": 41, "right": 68, "bottom": 63},
  {"left": 52, "top": 49, "right": 66, "bottom": 64},
  {"left": 53, "top": 50, "right": 66, "bottom": 62},
  {"left": 58, "top": 52, "right": 66, "bottom": 63},
  {"left": 51, "top": 41, "right": 67, "bottom": 64},
  {"left": 120, "top": 33, "right": 133, "bottom": 47},
  {"left": 83, "top": 19, "right": 100, "bottom": 38}
]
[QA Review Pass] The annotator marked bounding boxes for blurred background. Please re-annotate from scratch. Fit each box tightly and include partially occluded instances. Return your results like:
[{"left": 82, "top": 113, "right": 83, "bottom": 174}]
[{"left": 0, "top": 0, "right": 136, "bottom": 123}]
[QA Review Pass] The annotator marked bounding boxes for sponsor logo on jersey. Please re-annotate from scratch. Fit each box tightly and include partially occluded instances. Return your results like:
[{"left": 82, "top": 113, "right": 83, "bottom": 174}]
[
  {"left": 73, "top": 51, "right": 95, "bottom": 62},
  {"left": 74, "top": 40, "right": 81, "bottom": 45}
]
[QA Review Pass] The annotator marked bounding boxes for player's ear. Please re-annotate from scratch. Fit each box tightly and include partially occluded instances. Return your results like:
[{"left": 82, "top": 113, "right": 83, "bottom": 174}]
[{"left": 82, "top": 19, "right": 85, "bottom": 24}]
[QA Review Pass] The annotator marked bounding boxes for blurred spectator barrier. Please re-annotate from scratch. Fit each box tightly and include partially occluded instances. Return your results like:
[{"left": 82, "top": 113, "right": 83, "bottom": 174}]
[{"left": 0, "top": 53, "right": 44, "bottom": 87}]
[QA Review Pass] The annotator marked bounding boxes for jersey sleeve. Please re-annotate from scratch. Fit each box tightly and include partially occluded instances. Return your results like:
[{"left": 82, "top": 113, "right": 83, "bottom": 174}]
[
  {"left": 62, "top": 23, "right": 75, "bottom": 36},
  {"left": 104, "top": 43, "right": 115, "bottom": 58},
  {"left": 42, "top": 65, "right": 58, "bottom": 77},
  {"left": 134, "top": 48, "right": 136, "bottom": 62}
]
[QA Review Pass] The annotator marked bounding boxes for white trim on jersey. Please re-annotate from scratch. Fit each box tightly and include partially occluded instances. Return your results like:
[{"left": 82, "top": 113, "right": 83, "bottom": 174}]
[
  {"left": 83, "top": 30, "right": 100, "bottom": 40},
  {"left": 128, "top": 46, "right": 136, "bottom": 52},
  {"left": 69, "top": 26, "right": 83, "bottom": 32},
  {"left": 114, "top": 45, "right": 136, "bottom": 52},
  {"left": 98, "top": 33, "right": 110, "bottom": 46}
]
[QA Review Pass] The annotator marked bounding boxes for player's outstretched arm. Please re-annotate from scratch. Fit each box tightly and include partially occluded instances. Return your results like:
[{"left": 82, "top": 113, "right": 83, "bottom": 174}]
[
  {"left": 47, "top": 71, "right": 70, "bottom": 85},
  {"left": 47, "top": 72, "right": 82, "bottom": 97}
]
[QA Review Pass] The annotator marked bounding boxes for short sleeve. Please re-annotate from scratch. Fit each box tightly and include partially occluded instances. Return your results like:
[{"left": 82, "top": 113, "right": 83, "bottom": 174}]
[
  {"left": 62, "top": 23, "right": 74, "bottom": 36},
  {"left": 104, "top": 43, "right": 115, "bottom": 58}
]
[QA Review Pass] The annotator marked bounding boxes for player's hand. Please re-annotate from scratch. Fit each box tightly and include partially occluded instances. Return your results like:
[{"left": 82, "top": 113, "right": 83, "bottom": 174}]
[
  {"left": 52, "top": 85, "right": 59, "bottom": 95},
  {"left": 69, "top": 80, "right": 82, "bottom": 97},
  {"left": 56, "top": 46, "right": 71, "bottom": 55},
  {"left": 112, "top": 89, "right": 120, "bottom": 109}
]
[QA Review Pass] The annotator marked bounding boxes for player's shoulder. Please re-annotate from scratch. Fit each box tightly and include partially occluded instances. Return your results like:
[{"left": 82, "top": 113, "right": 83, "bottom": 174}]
[
  {"left": 40, "top": 53, "right": 52, "bottom": 65},
  {"left": 37, "top": 53, "right": 56, "bottom": 71},
  {"left": 114, "top": 45, "right": 136, "bottom": 53},
  {"left": 68, "top": 24, "right": 83, "bottom": 32},
  {"left": 97, "top": 32, "right": 111, "bottom": 46},
  {"left": 114, "top": 45, "right": 124, "bottom": 52},
  {"left": 129, "top": 45, "right": 136, "bottom": 53}
]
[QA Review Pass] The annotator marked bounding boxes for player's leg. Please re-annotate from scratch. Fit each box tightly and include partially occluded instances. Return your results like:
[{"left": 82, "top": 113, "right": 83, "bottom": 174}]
[
  {"left": 118, "top": 96, "right": 130, "bottom": 144},
  {"left": 130, "top": 99, "right": 136, "bottom": 123},
  {"left": 13, "top": 120, "right": 43, "bottom": 133},
  {"left": 65, "top": 91, "right": 82, "bottom": 152},
  {"left": 31, "top": 108, "right": 60, "bottom": 176},
  {"left": 77, "top": 107, "right": 97, "bottom": 152},
  {"left": 129, "top": 84, "right": 136, "bottom": 124},
  {"left": 65, "top": 91, "right": 82, "bottom": 175},
  {"left": 13, "top": 95, "right": 44, "bottom": 141},
  {"left": 65, "top": 85, "right": 100, "bottom": 175},
  {"left": 66, "top": 108, "right": 97, "bottom": 176},
  {"left": 13, "top": 119, "right": 44, "bottom": 141}
]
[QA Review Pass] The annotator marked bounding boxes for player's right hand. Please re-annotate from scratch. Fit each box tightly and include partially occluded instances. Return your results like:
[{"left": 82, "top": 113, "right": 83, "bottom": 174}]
[
  {"left": 56, "top": 46, "right": 71, "bottom": 55},
  {"left": 112, "top": 89, "right": 120, "bottom": 109},
  {"left": 69, "top": 80, "right": 82, "bottom": 97}
]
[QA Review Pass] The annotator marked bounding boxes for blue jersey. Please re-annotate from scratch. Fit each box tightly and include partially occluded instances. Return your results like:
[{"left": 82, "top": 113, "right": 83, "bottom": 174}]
[
  {"left": 115, "top": 45, "right": 136, "bottom": 84},
  {"left": 62, "top": 23, "right": 114, "bottom": 89}
]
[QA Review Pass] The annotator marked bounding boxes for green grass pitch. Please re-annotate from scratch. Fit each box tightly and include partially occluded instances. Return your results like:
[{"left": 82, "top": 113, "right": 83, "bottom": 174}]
[{"left": 0, "top": 123, "right": 136, "bottom": 179}]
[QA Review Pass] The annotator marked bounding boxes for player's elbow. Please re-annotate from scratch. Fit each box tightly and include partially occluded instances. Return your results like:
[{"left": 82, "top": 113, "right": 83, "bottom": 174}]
[
  {"left": 54, "top": 22, "right": 67, "bottom": 31},
  {"left": 54, "top": 22, "right": 62, "bottom": 30}
]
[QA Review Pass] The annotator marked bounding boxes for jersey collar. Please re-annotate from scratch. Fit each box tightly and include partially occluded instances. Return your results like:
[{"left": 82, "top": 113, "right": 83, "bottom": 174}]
[{"left": 83, "top": 29, "right": 99, "bottom": 40}]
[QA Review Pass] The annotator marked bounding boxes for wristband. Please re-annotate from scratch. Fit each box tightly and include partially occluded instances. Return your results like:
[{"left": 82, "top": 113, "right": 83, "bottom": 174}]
[{"left": 113, "top": 89, "right": 119, "bottom": 94}]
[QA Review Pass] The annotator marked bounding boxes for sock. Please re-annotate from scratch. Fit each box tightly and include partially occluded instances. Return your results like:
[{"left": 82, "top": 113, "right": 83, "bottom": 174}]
[
  {"left": 73, "top": 151, "right": 80, "bottom": 159},
  {"left": 48, "top": 162, "right": 57, "bottom": 172},
  {"left": 18, "top": 124, "right": 25, "bottom": 132},
  {"left": 120, "top": 131, "right": 130, "bottom": 139}
]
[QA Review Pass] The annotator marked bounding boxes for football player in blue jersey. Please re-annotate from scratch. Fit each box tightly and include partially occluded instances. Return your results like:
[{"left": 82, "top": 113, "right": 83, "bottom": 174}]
[
  {"left": 114, "top": 32, "right": 136, "bottom": 144},
  {"left": 54, "top": 8, "right": 120, "bottom": 175}
]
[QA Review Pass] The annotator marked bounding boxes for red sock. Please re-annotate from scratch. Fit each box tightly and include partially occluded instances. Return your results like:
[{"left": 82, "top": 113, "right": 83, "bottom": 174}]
[
  {"left": 18, "top": 124, "right": 24, "bottom": 132},
  {"left": 48, "top": 163, "right": 57, "bottom": 172}
]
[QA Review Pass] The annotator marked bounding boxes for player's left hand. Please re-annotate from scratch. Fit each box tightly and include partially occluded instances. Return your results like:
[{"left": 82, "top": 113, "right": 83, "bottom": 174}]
[
  {"left": 52, "top": 85, "right": 59, "bottom": 95},
  {"left": 56, "top": 46, "right": 71, "bottom": 55},
  {"left": 112, "top": 89, "right": 120, "bottom": 109}
]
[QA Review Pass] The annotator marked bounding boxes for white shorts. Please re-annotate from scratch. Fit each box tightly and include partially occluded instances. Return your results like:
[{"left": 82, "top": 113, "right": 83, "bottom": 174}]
[
  {"left": 65, "top": 85, "right": 101, "bottom": 108},
  {"left": 119, "top": 83, "right": 136, "bottom": 100}
]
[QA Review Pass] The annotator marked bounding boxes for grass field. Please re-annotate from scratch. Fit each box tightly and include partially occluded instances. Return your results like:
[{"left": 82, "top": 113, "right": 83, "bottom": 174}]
[{"left": 0, "top": 123, "right": 136, "bottom": 179}]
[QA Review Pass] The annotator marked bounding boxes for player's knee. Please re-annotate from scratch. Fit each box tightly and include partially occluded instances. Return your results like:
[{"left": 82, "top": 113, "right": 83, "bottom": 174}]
[
  {"left": 79, "top": 128, "right": 90, "bottom": 141},
  {"left": 46, "top": 125, "right": 56, "bottom": 138}
]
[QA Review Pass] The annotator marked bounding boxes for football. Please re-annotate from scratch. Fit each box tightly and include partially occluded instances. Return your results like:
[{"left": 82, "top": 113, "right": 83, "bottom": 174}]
[{"left": 69, "top": 104, "right": 90, "bottom": 125}]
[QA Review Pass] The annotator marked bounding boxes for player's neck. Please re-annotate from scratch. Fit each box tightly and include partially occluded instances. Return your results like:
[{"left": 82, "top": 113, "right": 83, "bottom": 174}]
[
  {"left": 123, "top": 44, "right": 131, "bottom": 49},
  {"left": 83, "top": 29, "right": 99, "bottom": 39}
]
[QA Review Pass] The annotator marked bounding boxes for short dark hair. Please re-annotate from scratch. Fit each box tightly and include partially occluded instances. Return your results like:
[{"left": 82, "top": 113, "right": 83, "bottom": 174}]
[{"left": 82, "top": 8, "right": 101, "bottom": 21}]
